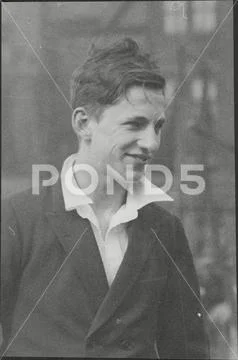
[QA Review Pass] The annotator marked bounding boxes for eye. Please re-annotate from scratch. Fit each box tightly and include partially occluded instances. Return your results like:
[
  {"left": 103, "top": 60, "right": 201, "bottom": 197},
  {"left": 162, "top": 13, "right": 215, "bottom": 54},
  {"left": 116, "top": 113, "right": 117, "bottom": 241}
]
[{"left": 126, "top": 121, "right": 145, "bottom": 131}]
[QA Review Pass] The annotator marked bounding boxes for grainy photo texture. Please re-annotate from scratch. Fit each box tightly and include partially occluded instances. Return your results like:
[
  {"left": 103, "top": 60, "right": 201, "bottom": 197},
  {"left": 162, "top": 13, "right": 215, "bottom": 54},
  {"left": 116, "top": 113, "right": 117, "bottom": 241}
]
[{"left": 1, "top": 1, "right": 237, "bottom": 359}]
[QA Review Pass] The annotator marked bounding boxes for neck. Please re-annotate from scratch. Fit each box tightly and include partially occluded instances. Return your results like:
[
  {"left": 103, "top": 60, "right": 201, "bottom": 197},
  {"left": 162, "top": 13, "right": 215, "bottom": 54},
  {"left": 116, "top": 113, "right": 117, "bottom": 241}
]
[
  {"left": 91, "top": 180, "right": 127, "bottom": 217},
  {"left": 74, "top": 152, "right": 127, "bottom": 217}
]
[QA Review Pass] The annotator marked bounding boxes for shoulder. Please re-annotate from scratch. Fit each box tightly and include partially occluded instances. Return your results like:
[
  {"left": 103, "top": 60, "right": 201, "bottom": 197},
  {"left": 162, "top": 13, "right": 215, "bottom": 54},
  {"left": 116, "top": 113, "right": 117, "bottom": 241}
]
[
  {"left": 139, "top": 203, "right": 189, "bottom": 252},
  {"left": 2, "top": 184, "right": 63, "bottom": 267},
  {"left": 140, "top": 202, "right": 181, "bottom": 229},
  {"left": 2, "top": 182, "right": 62, "bottom": 226},
  {"left": 3, "top": 187, "right": 45, "bottom": 220}
]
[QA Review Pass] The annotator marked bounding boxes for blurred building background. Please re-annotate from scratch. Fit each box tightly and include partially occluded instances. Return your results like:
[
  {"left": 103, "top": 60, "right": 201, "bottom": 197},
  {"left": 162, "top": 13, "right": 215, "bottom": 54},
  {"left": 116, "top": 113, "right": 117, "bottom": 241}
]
[{"left": 2, "top": 1, "right": 236, "bottom": 358}]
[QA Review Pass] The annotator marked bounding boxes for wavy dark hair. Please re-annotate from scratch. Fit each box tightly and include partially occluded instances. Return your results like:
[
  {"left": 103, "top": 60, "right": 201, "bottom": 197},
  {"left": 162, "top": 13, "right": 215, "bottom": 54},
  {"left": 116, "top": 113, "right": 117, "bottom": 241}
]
[{"left": 70, "top": 38, "right": 166, "bottom": 118}]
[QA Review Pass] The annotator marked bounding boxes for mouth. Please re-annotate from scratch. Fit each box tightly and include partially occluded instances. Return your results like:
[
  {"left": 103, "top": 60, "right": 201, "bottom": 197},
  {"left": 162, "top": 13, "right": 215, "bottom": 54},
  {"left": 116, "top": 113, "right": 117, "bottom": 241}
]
[{"left": 125, "top": 153, "right": 151, "bottom": 163}]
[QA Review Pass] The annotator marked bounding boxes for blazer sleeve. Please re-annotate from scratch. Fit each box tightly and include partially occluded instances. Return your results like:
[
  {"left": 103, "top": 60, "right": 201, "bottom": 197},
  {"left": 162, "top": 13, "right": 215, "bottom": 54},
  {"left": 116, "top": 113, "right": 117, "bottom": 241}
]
[
  {"left": 156, "top": 216, "right": 210, "bottom": 359},
  {"left": 1, "top": 198, "right": 23, "bottom": 349}
]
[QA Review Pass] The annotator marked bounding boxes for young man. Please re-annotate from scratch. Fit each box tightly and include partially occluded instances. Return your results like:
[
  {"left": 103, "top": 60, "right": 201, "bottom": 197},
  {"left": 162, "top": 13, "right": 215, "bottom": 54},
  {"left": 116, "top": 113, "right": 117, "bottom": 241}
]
[{"left": 1, "top": 38, "right": 209, "bottom": 358}]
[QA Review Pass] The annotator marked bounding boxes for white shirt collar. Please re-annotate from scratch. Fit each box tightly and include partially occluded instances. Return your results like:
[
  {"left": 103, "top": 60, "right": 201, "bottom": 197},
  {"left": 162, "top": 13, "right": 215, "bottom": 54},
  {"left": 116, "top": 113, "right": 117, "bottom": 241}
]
[{"left": 61, "top": 153, "right": 172, "bottom": 218}]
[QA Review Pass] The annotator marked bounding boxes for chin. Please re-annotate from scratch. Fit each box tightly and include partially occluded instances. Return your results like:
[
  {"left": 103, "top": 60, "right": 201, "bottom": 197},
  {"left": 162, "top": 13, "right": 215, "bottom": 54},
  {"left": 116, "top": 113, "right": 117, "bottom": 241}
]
[
  {"left": 127, "top": 169, "right": 144, "bottom": 184},
  {"left": 108, "top": 162, "right": 144, "bottom": 187}
]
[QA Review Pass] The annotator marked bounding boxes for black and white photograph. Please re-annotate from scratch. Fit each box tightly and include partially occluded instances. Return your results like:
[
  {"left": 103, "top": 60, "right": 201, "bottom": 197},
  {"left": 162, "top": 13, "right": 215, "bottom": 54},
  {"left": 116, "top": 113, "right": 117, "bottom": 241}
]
[{"left": 1, "top": 1, "right": 237, "bottom": 359}]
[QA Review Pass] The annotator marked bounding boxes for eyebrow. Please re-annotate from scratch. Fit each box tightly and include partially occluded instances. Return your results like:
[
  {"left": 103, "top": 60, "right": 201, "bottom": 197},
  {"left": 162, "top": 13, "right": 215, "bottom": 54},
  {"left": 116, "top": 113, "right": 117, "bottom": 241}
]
[
  {"left": 123, "top": 116, "right": 148, "bottom": 124},
  {"left": 123, "top": 115, "right": 166, "bottom": 125}
]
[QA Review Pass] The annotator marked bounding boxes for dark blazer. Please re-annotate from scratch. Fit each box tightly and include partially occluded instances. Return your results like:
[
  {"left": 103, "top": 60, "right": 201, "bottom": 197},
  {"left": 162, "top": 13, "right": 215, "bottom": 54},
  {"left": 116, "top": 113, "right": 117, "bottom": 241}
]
[{"left": 1, "top": 182, "right": 209, "bottom": 358}]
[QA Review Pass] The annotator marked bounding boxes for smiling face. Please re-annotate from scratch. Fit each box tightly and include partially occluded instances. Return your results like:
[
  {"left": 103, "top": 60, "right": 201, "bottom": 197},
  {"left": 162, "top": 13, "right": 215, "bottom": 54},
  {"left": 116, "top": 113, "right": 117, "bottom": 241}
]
[{"left": 84, "top": 86, "right": 166, "bottom": 183}]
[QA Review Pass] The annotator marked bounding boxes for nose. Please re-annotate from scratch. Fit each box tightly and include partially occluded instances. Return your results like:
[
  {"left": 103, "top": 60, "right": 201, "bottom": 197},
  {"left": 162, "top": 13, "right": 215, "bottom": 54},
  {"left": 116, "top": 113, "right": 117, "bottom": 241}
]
[{"left": 137, "top": 126, "right": 161, "bottom": 154}]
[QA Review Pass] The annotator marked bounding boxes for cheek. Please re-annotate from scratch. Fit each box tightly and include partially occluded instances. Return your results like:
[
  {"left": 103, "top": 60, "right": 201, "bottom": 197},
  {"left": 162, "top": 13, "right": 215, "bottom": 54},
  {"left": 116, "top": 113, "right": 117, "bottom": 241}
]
[
  {"left": 110, "top": 130, "right": 138, "bottom": 152},
  {"left": 96, "top": 126, "right": 138, "bottom": 158}
]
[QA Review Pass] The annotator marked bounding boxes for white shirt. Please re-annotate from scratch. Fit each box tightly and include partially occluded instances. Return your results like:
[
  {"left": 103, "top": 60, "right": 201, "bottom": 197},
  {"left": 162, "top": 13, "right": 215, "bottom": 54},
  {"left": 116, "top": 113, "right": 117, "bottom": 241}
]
[{"left": 61, "top": 153, "right": 171, "bottom": 286}]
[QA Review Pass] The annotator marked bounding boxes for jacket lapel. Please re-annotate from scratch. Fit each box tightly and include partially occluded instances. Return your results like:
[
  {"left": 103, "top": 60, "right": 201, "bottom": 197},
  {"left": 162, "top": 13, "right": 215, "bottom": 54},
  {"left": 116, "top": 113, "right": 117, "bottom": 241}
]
[
  {"left": 45, "top": 183, "right": 109, "bottom": 316},
  {"left": 45, "top": 183, "right": 166, "bottom": 336},
  {"left": 87, "top": 211, "right": 157, "bottom": 337}
]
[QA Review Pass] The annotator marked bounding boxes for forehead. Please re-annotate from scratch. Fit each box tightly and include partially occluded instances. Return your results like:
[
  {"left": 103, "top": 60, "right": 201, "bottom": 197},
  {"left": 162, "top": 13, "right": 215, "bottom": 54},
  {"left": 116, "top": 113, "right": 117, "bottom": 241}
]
[
  {"left": 100, "top": 86, "right": 165, "bottom": 123},
  {"left": 125, "top": 86, "right": 165, "bottom": 108}
]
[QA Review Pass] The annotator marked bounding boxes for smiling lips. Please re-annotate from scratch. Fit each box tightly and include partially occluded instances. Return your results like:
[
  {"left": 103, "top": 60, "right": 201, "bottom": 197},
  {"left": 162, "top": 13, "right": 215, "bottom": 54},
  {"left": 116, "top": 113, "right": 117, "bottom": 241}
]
[{"left": 125, "top": 153, "right": 150, "bottom": 163}]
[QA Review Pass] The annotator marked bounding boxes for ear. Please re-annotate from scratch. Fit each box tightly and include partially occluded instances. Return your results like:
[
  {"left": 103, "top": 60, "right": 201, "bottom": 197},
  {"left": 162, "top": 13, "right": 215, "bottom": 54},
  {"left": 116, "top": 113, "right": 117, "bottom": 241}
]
[{"left": 72, "top": 107, "right": 93, "bottom": 142}]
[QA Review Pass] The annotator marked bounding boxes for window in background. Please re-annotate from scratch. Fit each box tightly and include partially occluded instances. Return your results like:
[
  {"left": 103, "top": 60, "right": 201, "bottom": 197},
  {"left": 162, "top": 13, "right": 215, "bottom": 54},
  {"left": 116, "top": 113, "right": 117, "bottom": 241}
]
[
  {"left": 191, "top": 78, "right": 218, "bottom": 102},
  {"left": 163, "top": 1, "right": 187, "bottom": 34},
  {"left": 207, "top": 81, "right": 218, "bottom": 102},
  {"left": 165, "top": 78, "right": 176, "bottom": 103},
  {"left": 207, "top": 80, "right": 218, "bottom": 118},
  {"left": 191, "top": 78, "right": 204, "bottom": 103},
  {"left": 192, "top": 1, "right": 216, "bottom": 33}
]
